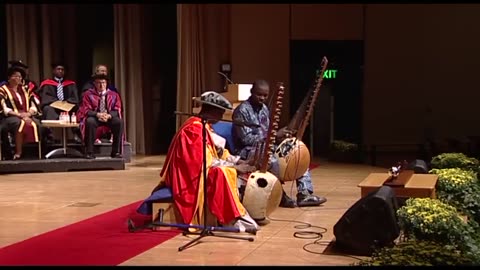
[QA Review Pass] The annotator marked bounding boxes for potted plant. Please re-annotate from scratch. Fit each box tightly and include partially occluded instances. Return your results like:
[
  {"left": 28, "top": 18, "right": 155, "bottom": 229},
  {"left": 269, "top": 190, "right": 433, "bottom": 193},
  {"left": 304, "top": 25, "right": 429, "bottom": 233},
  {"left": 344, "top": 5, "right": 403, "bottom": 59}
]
[
  {"left": 430, "top": 153, "right": 480, "bottom": 175},
  {"left": 329, "top": 140, "right": 360, "bottom": 163},
  {"left": 396, "top": 198, "right": 480, "bottom": 257},
  {"left": 354, "top": 239, "right": 474, "bottom": 266},
  {"left": 430, "top": 167, "right": 480, "bottom": 224}
]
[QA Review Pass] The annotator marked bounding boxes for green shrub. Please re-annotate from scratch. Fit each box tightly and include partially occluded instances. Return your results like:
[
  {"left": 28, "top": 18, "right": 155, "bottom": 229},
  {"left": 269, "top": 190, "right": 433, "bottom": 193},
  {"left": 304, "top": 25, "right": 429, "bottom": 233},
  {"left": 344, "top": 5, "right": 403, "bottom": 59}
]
[
  {"left": 355, "top": 239, "right": 474, "bottom": 266},
  {"left": 430, "top": 168, "right": 480, "bottom": 223},
  {"left": 397, "top": 198, "right": 476, "bottom": 250},
  {"left": 330, "top": 140, "right": 358, "bottom": 152},
  {"left": 430, "top": 153, "right": 479, "bottom": 174}
]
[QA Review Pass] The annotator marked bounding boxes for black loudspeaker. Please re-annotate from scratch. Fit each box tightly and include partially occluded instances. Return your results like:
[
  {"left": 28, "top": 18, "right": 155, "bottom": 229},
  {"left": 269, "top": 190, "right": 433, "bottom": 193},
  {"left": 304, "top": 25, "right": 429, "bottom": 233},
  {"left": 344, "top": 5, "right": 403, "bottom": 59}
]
[
  {"left": 333, "top": 186, "right": 400, "bottom": 256},
  {"left": 408, "top": 159, "right": 429, "bottom": 174}
]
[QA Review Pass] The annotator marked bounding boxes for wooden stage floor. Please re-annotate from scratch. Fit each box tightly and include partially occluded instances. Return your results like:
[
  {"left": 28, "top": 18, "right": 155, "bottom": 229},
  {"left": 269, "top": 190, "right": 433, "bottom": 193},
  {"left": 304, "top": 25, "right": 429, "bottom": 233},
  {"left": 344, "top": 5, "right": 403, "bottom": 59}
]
[{"left": 0, "top": 155, "right": 387, "bottom": 266}]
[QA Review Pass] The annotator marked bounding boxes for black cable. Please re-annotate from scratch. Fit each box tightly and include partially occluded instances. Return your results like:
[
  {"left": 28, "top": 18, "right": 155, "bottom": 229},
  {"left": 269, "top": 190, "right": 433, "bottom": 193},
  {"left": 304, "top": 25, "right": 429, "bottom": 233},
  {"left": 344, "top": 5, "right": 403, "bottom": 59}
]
[
  {"left": 267, "top": 217, "right": 327, "bottom": 255},
  {"left": 268, "top": 216, "right": 363, "bottom": 261}
]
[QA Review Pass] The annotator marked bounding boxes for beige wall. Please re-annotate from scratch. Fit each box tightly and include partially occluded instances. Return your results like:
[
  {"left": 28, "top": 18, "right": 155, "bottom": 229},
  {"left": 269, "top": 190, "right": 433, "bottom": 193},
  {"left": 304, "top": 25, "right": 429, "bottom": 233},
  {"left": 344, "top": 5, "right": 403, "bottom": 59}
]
[
  {"left": 291, "top": 4, "right": 364, "bottom": 40},
  {"left": 363, "top": 4, "right": 480, "bottom": 145},
  {"left": 229, "top": 4, "right": 480, "bottom": 146},
  {"left": 230, "top": 4, "right": 290, "bottom": 124}
]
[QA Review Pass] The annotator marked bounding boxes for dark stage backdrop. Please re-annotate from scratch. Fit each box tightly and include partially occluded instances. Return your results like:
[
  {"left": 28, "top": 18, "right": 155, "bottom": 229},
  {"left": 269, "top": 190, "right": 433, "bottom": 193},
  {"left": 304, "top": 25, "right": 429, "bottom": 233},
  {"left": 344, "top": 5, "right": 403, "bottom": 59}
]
[
  {"left": 290, "top": 40, "right": 364, "bottom": 156},
  {"left": 0, "top": 5, "right": 6, "bottom": 79}
]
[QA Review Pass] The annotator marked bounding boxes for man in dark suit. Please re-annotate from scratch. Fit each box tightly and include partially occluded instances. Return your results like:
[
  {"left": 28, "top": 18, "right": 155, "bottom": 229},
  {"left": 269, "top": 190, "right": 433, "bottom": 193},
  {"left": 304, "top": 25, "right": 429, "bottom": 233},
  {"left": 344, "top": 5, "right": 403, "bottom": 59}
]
[
  {"left": 78, "top": 74, "right": 123, "bottom": 159},
  {"left": 39, "top": 62, "right": 81, "bottom": 142}
]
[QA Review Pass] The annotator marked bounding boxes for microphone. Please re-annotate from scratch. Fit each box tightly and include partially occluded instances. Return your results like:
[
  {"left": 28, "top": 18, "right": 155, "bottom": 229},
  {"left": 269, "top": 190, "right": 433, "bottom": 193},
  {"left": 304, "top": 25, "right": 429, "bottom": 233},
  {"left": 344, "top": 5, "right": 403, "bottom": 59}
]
[
  {"left": 217, "top": 71, "right": 235, "bottom": 85},
  {"left": 174, "top": 111, "right": 260, "bottom": 127}
]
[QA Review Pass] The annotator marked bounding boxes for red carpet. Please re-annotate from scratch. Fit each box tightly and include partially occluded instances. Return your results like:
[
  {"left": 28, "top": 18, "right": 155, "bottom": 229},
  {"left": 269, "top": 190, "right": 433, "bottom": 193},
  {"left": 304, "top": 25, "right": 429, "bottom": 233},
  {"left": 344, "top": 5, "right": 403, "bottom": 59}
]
[
  {"left": 309, "top": 162, "right": 320, "bottom": 170},
  {"left": 0, "top": 200, "right": 180, "bottom": 266}
]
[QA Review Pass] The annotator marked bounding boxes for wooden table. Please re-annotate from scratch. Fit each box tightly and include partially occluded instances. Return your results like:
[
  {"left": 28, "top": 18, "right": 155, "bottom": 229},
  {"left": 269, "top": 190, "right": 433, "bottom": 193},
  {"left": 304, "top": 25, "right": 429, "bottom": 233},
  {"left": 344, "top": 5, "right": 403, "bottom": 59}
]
[
  {"left": 41, "top": 121, "right": 84, "bottom": 159},
  {"left": 358, "top": 172, "right": 438, "bottom": 199}
]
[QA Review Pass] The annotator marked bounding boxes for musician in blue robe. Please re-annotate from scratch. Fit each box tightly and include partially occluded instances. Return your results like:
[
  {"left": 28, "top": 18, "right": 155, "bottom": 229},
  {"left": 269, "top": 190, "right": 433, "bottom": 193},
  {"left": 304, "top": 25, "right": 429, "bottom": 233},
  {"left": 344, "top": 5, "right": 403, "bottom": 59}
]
[{"left": 232, "top": 80, "right": 327, "bottom": 208}]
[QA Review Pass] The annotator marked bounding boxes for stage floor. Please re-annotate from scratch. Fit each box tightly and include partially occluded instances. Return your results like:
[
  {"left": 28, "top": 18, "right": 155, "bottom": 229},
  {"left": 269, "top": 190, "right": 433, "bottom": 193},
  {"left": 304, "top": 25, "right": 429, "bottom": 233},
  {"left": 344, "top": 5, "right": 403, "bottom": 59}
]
[{"left": 0, "top": 155, "right": 388, "bottom": 265}]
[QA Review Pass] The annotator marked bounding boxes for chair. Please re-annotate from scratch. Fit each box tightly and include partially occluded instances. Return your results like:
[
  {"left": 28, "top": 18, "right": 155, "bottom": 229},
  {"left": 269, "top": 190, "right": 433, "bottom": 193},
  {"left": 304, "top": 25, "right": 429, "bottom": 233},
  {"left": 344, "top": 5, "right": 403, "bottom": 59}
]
[
  {"left": 137, "top": 186, "right": 216, "bottom": 226},
  {"left": 0, "top": 130, "right": 41, "bottom": 160},
  {"left": 212, "top": 122, "right": 236, "bottom": 154}
]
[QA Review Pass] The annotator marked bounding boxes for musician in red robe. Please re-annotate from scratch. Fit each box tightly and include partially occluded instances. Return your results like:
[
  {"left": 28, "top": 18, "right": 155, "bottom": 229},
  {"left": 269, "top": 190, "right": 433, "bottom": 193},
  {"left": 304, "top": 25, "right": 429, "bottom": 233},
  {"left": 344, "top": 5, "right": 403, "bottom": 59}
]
[
  {"left": 77, "top": 74, "right": 123, "bottom": 159},
  {"left": 148, "top": 91, "right": 258, "bottom": 230},
  {"left": 0, "top": 67, "right": 41, "bottom": 160}
]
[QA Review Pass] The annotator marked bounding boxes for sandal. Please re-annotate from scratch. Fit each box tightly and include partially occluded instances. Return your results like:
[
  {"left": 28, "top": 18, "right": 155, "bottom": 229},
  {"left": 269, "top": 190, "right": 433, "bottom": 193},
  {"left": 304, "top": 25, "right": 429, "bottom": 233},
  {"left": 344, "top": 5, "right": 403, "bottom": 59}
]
[{"left": 13, "top": 154, "right": 21, "bottom": 160}]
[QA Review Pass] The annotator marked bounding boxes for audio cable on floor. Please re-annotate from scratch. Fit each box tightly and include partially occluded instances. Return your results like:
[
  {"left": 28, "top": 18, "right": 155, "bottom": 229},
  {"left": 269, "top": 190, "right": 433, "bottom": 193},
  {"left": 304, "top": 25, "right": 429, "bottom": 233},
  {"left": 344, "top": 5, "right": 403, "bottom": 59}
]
[{"left": 267, "top": 217, "right": 328, "bottom": 255}]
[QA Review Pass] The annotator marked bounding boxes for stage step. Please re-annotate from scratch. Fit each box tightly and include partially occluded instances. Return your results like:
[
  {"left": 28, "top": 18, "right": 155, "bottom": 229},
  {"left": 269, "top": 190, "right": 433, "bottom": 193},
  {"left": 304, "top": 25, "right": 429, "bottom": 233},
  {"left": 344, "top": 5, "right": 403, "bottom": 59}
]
[
  {"left": 2, "top": 141, "right": 132, "bottom": 163},
  {"left": 0, "top": 157, "right": 125, "bottom": 174}
]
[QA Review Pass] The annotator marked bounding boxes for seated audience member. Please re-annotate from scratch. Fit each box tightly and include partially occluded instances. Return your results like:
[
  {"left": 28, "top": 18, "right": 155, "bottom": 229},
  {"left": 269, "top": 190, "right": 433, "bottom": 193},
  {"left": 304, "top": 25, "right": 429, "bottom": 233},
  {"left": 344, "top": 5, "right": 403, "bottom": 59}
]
[
  {"left": 0, "top": 66, "right": 42, "bottom": 160},
  {"left": 39, "top": 62, "right": 81, "bottom": 143},
  {"left": 1, "top": 60, "right": 40, "bottom": 159},
  {"left": 81, "top": 64, "right": 119, "bottom": 143},
  {"left": 77, "top": 74, "right": 123, "bottom": 159},
  {"left": 81, "top": 64, "right": 118, "bottom": 98},
  {"left": 0, "top": 60, "right": 38, "bottom": 94},
  {"left": 232, "top": 80, "right": 327, "bottom": 208},
  {"left": 137, "top": 91, "right": 258, "bottom": 231}
]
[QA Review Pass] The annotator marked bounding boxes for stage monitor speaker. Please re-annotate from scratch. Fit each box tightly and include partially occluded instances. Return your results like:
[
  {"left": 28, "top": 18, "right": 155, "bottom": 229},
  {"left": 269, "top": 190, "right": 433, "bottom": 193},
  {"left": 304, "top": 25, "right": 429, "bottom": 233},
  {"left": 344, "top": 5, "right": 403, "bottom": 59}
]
[
  {"left": 408, "top": 159, "right": 429, "bottom": 174},
  {"left": 333, "top": 186, "right": 400, "bottom": 256}
]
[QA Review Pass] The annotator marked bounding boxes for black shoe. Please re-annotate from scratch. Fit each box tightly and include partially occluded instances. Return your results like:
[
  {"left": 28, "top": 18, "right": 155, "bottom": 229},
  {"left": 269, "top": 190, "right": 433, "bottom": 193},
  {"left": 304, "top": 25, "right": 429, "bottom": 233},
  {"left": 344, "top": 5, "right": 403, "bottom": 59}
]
[
  {"left": 296, "top": 191, "right": 327, "bottom": 207},
  {"left": 111, "top": 152, "right": 123, "bottom": 159},
  {"left": 73, "top": 134, "right": 82, "bottom": 144},
  {"left": 279, "top": 191, "right": 296, "bottom": 208},
  {"left": 85, "top": 153, "right": 96, "bottom": 159}
]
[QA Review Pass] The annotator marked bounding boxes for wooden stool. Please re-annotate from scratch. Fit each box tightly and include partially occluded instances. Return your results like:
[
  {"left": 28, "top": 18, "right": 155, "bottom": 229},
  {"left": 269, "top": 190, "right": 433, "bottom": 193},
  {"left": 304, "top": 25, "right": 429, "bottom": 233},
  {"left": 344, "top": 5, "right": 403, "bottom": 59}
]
[{"left": 151, "top": 202, "right": 218, "bottom": 229}]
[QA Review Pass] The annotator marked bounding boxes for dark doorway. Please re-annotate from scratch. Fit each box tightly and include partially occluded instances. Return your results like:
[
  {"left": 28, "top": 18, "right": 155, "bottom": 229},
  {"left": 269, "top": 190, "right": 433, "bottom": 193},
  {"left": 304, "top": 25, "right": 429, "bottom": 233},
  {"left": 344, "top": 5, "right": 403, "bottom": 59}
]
[
  {"left": 0, "top": 5, "right": 6, "bottom": 79},
  {"left": 290, "top": 40, "right": 364, "bottom": 157},
  {"left": 148, "top": 4, "right": 177, "bottom": 154},
  {"left": 75, "top": 4, "right": 114, "bottom": 87}
]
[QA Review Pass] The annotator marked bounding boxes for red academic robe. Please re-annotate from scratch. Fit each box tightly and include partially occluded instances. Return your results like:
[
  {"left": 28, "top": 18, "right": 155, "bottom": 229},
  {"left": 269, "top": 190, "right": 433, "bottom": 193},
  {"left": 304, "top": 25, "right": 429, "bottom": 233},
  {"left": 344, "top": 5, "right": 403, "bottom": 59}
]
[
  {"left": 0, "top": 84, "right": 41, "bottom": 142},
  {"left": 77, "top": 88, "right": 123, "bottom": 139},
  {"left": 155, "top": 116, "right": 246, "bottom": 226}
]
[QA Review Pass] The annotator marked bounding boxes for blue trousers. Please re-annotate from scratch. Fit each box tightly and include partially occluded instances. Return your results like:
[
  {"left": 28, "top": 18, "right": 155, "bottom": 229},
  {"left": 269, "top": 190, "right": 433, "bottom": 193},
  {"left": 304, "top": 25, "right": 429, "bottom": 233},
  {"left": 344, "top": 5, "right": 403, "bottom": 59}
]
[{"left": 269, "top": 155, "right": 314, "bottom": 194}]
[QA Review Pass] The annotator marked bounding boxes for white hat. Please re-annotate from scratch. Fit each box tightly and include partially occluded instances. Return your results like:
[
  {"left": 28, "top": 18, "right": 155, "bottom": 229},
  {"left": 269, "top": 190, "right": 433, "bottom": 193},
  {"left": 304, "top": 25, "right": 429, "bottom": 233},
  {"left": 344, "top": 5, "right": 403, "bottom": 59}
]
[{"left": 193, "top": 91, "right": 233, "bottom": 111}]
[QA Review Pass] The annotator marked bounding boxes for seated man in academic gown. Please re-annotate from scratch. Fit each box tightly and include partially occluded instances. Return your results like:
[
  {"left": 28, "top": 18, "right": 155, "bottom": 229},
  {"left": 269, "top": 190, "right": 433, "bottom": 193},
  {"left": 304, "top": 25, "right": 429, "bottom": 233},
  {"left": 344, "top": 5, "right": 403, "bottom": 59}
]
[
  {"left": 81, "top": 64, "right": 119, "bottom": 144},
  {"left": 136, "top": 91, "right": 259, "bottom": 232},
  {"left": 39, "top": 62, "right": 81, "bottom": 142},
  {"left": 77, "top": 73, "right": 123, "bottom": 159},
  {"left": 80, "top": 64, "right": 118, "bottom": 99}
]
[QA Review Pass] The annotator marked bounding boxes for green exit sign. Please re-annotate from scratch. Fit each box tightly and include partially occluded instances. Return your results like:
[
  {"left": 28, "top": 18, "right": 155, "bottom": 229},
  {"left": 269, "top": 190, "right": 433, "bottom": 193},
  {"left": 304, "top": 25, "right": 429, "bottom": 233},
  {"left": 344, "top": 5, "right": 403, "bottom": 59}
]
[{"left": 316, "top": 69, "right": 337, "bottom": 79}]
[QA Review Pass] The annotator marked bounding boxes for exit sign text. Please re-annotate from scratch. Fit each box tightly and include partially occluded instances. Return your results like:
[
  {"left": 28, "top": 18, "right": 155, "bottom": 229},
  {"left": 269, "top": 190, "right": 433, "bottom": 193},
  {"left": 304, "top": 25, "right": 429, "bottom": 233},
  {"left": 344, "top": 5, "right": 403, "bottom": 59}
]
[{"left": 316, "top": 69, "right": 337, "bottom": 79}]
